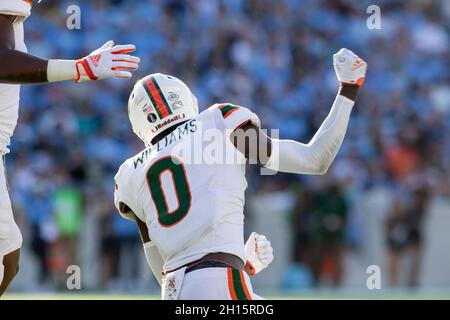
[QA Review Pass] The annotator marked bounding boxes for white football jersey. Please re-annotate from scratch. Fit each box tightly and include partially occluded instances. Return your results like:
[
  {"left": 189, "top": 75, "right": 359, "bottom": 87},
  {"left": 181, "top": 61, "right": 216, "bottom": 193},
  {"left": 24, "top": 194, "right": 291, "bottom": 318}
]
[
  {"left": 115, "top": 104, "right": 260, "bottom": 271},
  {"left": 0, "top": 0, "right": 31, "bottom": 154}
]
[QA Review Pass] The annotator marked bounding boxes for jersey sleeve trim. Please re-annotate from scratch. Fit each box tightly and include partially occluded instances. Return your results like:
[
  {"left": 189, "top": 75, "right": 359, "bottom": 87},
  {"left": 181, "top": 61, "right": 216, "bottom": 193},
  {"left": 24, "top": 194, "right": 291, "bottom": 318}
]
[
  {"left": 213, "top": 103, "right": 261, "bottom": 132},
  {"left": 119, "top": 201, "right": 130, "bottom": 215},
  {"left": 114, "top": 185, "right": 137, "bottom": 221},
  {"left": 218, "top": 104, "right": 240, "bottom": 119},
  {"left": 118, "top": 201, "right": 136, "bottom": 221},
  {"left": 235, "top": 119, "right": 252, "bottom": 130}
]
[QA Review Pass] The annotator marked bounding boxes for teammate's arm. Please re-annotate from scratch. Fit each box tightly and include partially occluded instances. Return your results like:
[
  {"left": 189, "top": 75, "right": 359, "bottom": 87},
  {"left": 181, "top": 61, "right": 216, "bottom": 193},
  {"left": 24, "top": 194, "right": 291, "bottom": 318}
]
[
  {"left": 0, "top": 14, "right": 48, "bottom": 82},
  {"left": 231, "top": 48, "right": 366, "bottom": 175},
  {"left": 0, "top": 15, "right": 139, "bottom": 84}
]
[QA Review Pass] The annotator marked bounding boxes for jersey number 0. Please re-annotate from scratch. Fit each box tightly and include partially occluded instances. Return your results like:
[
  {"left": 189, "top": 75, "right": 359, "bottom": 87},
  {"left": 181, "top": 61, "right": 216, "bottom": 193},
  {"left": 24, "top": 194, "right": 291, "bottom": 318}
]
[{"left": 146, "top": 156, "right": 192, "bottom": 227}]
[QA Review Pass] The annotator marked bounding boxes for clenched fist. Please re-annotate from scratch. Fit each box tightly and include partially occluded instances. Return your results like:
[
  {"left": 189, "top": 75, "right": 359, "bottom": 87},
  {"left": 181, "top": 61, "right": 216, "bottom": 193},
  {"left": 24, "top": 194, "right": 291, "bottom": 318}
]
[
  {"left": 245, "top": 232, "right": 274, "bottom": 276},
  {"left": 333, "top": 48, "right": 367, "bottom": 87}
]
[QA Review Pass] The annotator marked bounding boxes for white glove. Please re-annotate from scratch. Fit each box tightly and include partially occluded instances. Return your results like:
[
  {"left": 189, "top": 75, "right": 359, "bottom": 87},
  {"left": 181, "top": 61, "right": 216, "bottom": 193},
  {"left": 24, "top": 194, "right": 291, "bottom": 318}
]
[
  {"left": 333, "top": 48, "right": 367, "bottom": 87},
  {"left": 245, "top": 232, "right": 274, "bottom": 275},
  {"left": 47, "top": 41, "right": 140, "bottom": 83},
  {"left": 75, "top": 41, "right": 140, "bottom": 82}
]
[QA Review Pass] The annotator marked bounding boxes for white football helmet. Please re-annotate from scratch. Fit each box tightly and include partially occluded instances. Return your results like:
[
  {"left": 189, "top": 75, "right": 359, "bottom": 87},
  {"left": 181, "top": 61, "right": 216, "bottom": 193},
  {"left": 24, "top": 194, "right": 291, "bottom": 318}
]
[{"left": 128, "top": 73, "right": 199, "bottom": 146}]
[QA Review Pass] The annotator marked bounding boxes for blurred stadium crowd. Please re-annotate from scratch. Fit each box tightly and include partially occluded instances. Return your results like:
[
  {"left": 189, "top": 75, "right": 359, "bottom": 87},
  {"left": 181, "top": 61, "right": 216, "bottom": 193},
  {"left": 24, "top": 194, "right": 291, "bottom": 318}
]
[{"left": 6, "top": 0, "right": 449, "bottom": 291}]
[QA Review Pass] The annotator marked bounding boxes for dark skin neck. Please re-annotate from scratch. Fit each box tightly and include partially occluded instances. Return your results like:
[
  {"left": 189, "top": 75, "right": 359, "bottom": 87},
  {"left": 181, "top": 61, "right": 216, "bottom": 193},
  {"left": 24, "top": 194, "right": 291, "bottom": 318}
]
[
  {"left": 151, "top": 120, "right": 189, "bottom": 145},
  {"left": 0, "top": 14, "right": 49, "bottom": 83}
]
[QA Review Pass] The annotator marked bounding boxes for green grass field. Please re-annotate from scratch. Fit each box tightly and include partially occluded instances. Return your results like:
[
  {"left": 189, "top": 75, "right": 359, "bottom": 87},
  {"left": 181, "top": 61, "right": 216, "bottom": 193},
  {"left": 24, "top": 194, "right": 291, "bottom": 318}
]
[
  {"left": 3, "top": 293, "right": 160, "bottom": 300},
  {"left": 3, "top": 291, "right": 450, "bottom": 300}
]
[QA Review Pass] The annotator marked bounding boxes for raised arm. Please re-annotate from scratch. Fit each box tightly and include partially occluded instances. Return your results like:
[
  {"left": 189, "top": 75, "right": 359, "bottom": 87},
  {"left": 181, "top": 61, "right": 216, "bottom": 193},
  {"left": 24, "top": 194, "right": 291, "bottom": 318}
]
[
  {"left": 0, "top": 14, "right": 139, "bottom": 84},
  {"left": 231, "top": 48, "right": 367, "bottom": 175}
]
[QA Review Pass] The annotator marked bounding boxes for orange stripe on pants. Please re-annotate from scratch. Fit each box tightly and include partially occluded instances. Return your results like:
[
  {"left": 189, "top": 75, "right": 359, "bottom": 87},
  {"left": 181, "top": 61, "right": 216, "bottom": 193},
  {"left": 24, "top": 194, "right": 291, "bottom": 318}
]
[{"left": 227, "top": 268, "right": 238, "bottom": 300}]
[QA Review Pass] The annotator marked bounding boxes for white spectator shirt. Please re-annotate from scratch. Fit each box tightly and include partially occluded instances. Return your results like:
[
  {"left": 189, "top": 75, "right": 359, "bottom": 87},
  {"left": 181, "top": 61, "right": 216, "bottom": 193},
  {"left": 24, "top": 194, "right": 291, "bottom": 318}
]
[
  {"left": 114, "top": 104, "right": 260, "bottom": 271},
  {"left": 0, "top": 0, "right": 31, "bottom": 154}
]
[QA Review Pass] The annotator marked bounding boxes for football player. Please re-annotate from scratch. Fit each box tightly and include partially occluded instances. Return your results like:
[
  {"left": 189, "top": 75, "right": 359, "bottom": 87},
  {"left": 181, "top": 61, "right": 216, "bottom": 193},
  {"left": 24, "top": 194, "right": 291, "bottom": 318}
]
[
  {"left": 0, "top": 0, "right": 140, "bottom": 295},
  {"left": 114, "top": 48, "right": 366, "bottom": 299}
]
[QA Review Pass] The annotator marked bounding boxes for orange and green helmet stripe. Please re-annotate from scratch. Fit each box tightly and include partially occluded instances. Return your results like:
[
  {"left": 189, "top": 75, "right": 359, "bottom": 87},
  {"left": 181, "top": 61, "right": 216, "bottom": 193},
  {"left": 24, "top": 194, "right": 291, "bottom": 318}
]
[
  {"left": 227, "top": 268, "right": 252, "bottom": 300},
  {"left": 142, "top": 75, "right": 173, "bottom": 119},
  {"left": 218, "top": 104, "right": 240, "bottom": 119}
]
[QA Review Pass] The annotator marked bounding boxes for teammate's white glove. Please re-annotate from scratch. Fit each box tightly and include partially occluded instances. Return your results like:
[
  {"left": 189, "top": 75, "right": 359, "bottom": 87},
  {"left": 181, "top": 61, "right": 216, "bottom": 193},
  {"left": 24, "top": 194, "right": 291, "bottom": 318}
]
[
  {"left": 75, "top": 41, "right": 140, "bottom": 82},
  {"left": 47, "top": 41, "right": 140, "bottom": 83},
  {"left": 245, "top": 232, "right": 274, "bottom": 276},
  {"left": 333, "top": 48, "right": 367, "bottom": 87}
]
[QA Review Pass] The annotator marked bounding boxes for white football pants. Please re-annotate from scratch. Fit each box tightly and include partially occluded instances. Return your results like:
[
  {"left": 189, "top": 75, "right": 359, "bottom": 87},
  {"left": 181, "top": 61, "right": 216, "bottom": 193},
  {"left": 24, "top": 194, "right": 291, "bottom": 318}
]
[{"left": 173, "top": 267, "right": 262, "bottom": 300}]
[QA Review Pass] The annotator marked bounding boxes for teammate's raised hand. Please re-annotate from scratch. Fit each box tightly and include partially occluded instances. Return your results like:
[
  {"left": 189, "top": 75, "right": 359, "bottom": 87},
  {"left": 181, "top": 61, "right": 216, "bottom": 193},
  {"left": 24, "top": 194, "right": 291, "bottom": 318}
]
[
  {"left": 74, "top": 40, "right": 140, "bottom": 82},
  {"left": 333, "top": 48, "right": 367, "bottom": 87},
  {"left": 245, "top": 232, "right": 274, "bottom": 275}
]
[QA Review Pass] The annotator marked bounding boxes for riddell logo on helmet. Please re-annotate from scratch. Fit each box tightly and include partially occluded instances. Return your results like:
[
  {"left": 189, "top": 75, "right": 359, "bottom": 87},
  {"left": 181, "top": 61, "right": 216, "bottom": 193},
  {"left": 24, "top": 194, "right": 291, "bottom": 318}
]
[{"left": 151, "top": 114, "right": 186, "bottom": 133}]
